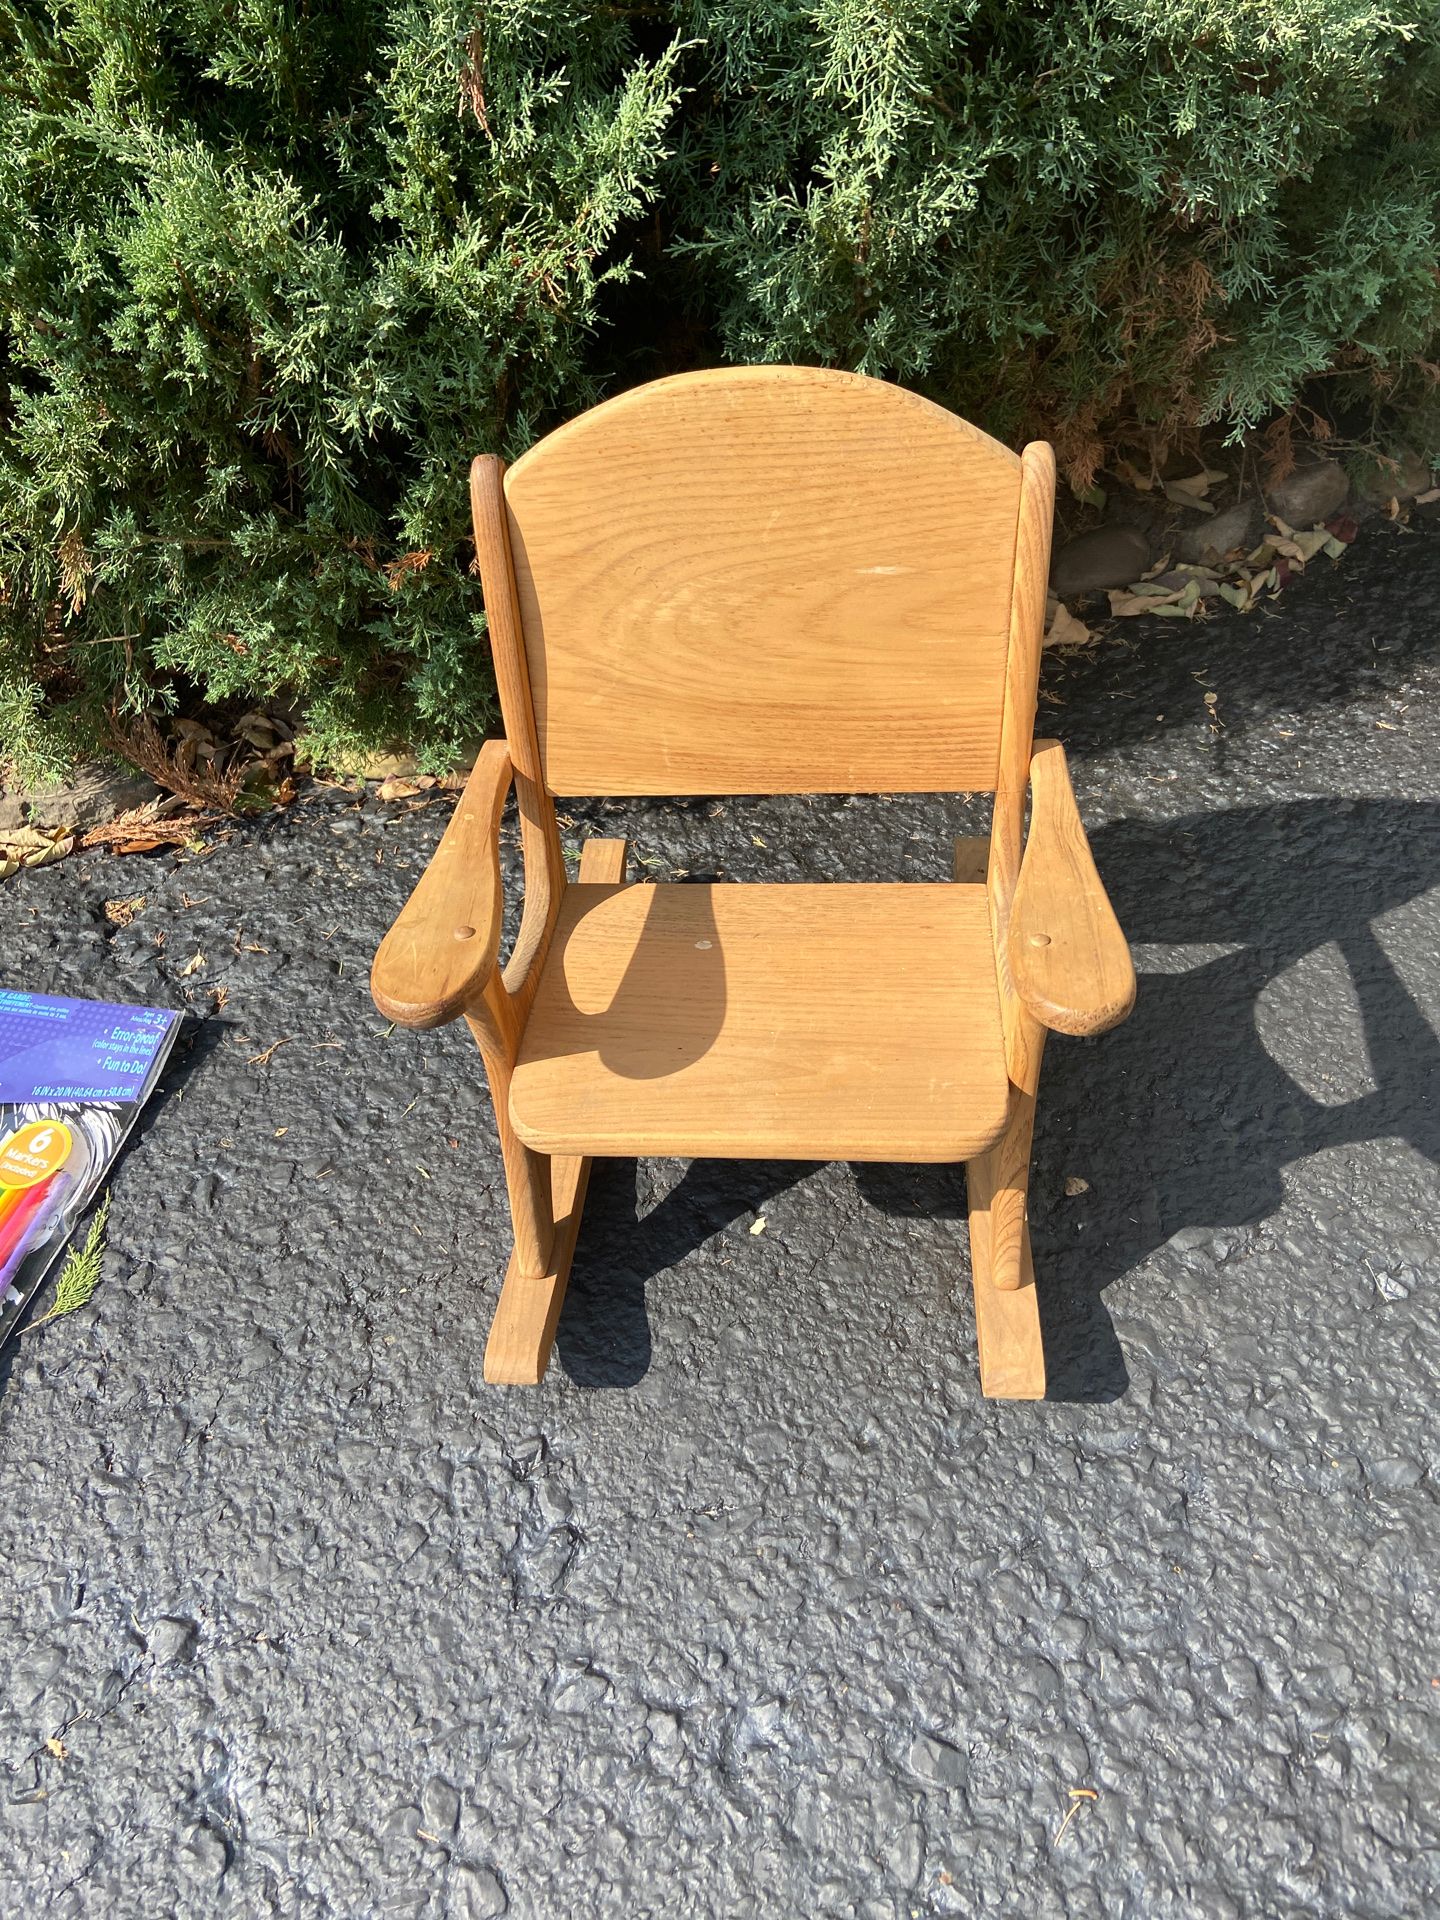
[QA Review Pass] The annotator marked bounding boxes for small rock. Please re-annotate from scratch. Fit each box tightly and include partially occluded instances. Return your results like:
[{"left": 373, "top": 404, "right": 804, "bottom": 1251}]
[
  {"left": 1266, "top": 458, "right": 1348, "bottom": 528},
  {"left": 1168, "top": 1225, "right": 1214, "bottom": 1255},
  {"left": 6, "top": 762, "right": 161, "bottom": 834},
  {"left": 179, "top": 1823, "right": 228, "bottom": 1884},
  {"left": 1051, "top": 526, "right": 1152, "bottom": 597},
  {"left": 96, "top": 1667, "right": 129, "bottom": 1711},
  {"left": 1368, "top": 1456, "right": 1424, "bottom": 1491},
  {"left": 505, "top": 1430, "right": 547, "bottom": 1476},
  {"left": 394, "top": 1520, "right": 429, "bottom": 1563},
  {"left": 1374, "top": 1267, "right": 1412, "bottom": 1302},
  {"left": 145, "top": 1617, "right": 196, "bottom": 1666},
  {"left": 381, "top": 1805, "right": 423, "bottom": 1842},
  {"left": 422, "top": 1775, "right": 461, "bottom": 1836},
  {"left": 551, "top": 1668, "right": 609, "bottom": 1714},
  {"left": 887, "top": 1821, "right": 925, "bottom": 1887},
  {"left": 1217, "top": 1656, "right": 1260, "bottom": 1701},
  {"left": 13, "top": 1647, "right": 64, "bottom": 1709},
  {"left": 1175, "top": 499, "right": 1262, "bottom": 564},
  {"left": 1356, "top": 449, "right": 1433, "bottom": 507},
  {"left": 646, "top": 1708, "right": 683, "bottom": 1755},
  {"left": 906, "top": 1731, "right": 967, "bottom": 1788},
  {"left": 452, "top": 1864, "right": 508, "bottom": 1919},
  {"left": 1016, "top": 1656, "right": 1061, "bottom": 1704},
  {"left": 534, "top": 1479, "right": 572, "bottom": 1526}
]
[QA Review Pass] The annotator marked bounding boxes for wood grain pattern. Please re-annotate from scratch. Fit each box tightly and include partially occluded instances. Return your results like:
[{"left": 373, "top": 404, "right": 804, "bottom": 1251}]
[
  {"left": 966, "top": 444, "right": 1057, "bottom": 1316},
  {"left": 502, "top": 367, "right": 1022, "bottom": 795},
  {"left": 987, "top": 441, "right": 1055, "bottom": 1089},
  {"left": 966, "top": 1031, "right": 1045, "bottom": 1297},
  {"left": 470, "top": 453, "right": 567, "bottom": 1020},
  {"left": 510, "top": 882, "right": 1010, "bottom": 1162},
  {"left": 958, "top": 833, "right": 1045, "bottom": 1392},
  {"left": 1010, "top": 740, "right": 1137, "bottom": 1036},
  {"left": 370, "top": 739, "right": 512, "bottom": 1030},
  {"left": 465, "top": 973, "right": 554, "bottom": 1280},
  {"left": 484, "top": 835, "right": 628, "bottom": 1385},
  {"left": 372, "top": 376, "right": 1134, "bottom": 1401},
  {"left": 967, "top": 1193, "right": 1047, "bottom": 1400},
  {"left": 483, "top": 1145, "right": 590, "bottom": 1386}
]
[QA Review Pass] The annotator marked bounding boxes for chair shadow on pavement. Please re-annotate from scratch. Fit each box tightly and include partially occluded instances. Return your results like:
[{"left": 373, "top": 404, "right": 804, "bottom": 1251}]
[{"left": 555, "top": 800, "right": 1440, "bottom": 1401}]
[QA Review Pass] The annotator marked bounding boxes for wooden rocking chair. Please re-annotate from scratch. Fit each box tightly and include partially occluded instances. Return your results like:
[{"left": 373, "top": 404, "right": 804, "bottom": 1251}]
[{"left": 371, "top": 368, "right": 1135, "bottom": 1397}]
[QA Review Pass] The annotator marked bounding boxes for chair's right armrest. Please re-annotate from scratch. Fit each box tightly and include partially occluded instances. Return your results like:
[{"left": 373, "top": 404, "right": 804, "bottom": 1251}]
[
  {"left": 370, "top": 740, "right": 513, "bottom": 1030},
  {"left": 1007, "top": 739, "right": 1136, "bottom": 1036}
]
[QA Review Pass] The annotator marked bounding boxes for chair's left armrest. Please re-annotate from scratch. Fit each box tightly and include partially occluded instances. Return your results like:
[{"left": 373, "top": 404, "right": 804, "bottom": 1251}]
[
  {"left": 371, "top": 740, "right": 513, "bottom": 1030},
  {"left": 1008, "top": 739, "right": 1136, "bottom": 1036}
]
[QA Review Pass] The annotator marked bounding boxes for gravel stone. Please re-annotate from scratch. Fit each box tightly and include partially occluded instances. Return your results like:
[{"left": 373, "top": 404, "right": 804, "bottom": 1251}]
[
  {"left": 1175, "top": 498, "right": 1263, "bottom": 564},
  {"left": 144, "top": 1616, "right": 196, "bottom": 1665},
  {"left": 451, "top": 1865, "right": 508, "bottom": 1918},
  {"left": 1050, "top": 524, "right": 1152, "bottom": 595},
  {"left": 421, "top": 1775, "right": 461, "bottom": 1835},
  {"left": 0, "top": 519, "right": 1437, "bottom": 1917},
  {"left": 906, "top": 1731, "right": 967, "bottom": 1787},
  {"left": 1265, "top": 458, "right": 1349, "bottom": 527},
  {"left": 1, "top": 760, "right": 161, "bottom": 833},
  {"left": 1357, "top": 449, "right": 1434, "bottom": 507}
]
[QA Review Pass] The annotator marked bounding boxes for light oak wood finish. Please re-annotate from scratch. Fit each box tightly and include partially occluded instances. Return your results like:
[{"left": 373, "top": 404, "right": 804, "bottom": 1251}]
[
  {"left": 957, "top": 836, "right": 1046, "bottom": 1397},
  {"left": 464, "top": 975, "right": 554, "bottom": 1282},
  {"left": 987, "top": 440, "right": 1055, "bottom": 1088},
  {"left": 370, "top": 739, "right": 513, "bottom": 1031},
  {"left": 511, "top": 882, "right": 1009, "bottom": 1162},
  {"left": 485, "top": 835, "right": 628, "bottom": 1385},
  {"left": 470, "top": 454, "right": 567, "bottom": 1023},
  {"left": 1010, "top": 740, "right": 1137, "bottom": 1036},
  {"left": 968, "top": 1203, "right": 1047, "bottom": 1400},
  {"left": 369, "top": 733, "right": 559, "bottom": 1283},
  {"left": 370, "top": 368, "right": 1136, "bottom": 1400},
  {"left": 965, "top": 442, "right": 1057, "bottom": 1342},
  {"left": 503, "top": 367, "right": 1022, "bottom": 795}
]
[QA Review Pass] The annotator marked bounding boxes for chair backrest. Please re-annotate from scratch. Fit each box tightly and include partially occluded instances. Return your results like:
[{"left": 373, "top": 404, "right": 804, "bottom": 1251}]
[{"left": 488, "top": 366, "right": 1052, "bottom": 796}]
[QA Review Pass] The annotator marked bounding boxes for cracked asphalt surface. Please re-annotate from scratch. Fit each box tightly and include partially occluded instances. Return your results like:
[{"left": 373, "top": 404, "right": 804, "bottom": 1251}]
[{"left": 1, "top": 520, "right": 1437, "bottom": 1919}]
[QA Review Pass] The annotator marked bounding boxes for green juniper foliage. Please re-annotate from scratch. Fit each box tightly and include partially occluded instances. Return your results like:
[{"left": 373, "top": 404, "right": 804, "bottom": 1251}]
[
  {"left": 0, "top": 2, "right": 686, "bottom": 775},
  {"left": 27, "top": 1189, "right": 110, "bottom": 1330},
  {"left": 673, "top": 0, "right": 1440, "bottom": 469},
  {"left": 2, "top": 2, "right": 1438, "bottom": 775}
]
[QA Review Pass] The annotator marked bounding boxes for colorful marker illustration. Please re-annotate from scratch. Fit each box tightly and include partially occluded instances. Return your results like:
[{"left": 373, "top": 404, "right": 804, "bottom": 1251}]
[{"left": 0, "top": 1121, "right": 76, "bottom": 1296}]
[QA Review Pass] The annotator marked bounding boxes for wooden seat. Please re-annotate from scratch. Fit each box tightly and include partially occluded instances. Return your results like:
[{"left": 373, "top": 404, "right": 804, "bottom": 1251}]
[
  {"left": 510, "top": 882, "right": 1009, "bottom": 1162},
  {"left": 370, "top": 366, "right": 1136, "bottom": 1398}
]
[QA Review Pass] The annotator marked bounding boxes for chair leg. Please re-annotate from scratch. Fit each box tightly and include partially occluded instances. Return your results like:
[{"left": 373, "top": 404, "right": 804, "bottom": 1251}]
[
  {"left": 965, "top": 1035, "right": 1047, "bottom": 1400},
  {"left": 466, "top": 977, "right": 556, "bottom": 1283},
  {"left": 480, "top": 835, "right": 628, "bottom": 1385}
]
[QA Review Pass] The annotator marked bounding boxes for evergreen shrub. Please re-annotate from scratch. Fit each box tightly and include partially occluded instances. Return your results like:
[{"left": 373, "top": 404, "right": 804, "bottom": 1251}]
[{"left": 3, "top": 1, "right": 1437, "bottom": 775}]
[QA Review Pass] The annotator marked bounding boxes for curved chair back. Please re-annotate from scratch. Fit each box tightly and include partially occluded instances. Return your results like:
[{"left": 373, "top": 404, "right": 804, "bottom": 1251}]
[{"left": 491, "top": 367, "right": 1049, "bottom": 796}]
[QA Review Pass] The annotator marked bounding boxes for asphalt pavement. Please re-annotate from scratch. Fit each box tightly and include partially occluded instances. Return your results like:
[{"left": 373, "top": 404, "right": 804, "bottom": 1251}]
[{"left": 1, "top": 518, "right": 1436, "bottom": 1918}]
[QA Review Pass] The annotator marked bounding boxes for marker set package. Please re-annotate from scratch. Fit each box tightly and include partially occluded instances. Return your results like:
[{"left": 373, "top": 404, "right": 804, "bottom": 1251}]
[{"left": 0, "top": 991, "right": 180, "bottom": 1349}]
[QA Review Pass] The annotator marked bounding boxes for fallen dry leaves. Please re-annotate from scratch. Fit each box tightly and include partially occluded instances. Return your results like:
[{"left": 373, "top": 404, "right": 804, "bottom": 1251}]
[
  {"left": 80, "top": 800, "right": 228, "bottom": 855},
  {"left": 0, "top": 825, "right": 74, "bottom": 879},
  {"left": 1045, "top": 601, "right": 1094, "bottom": 649},
  {"left": 1105, "top": 514, "right": 1354, "bottom": 624}
]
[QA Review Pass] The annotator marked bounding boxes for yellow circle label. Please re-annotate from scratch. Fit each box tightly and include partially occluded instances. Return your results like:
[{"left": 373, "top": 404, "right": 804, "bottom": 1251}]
[{"left": 0, "top": 1120, "right": 74, "bottom": 1190}]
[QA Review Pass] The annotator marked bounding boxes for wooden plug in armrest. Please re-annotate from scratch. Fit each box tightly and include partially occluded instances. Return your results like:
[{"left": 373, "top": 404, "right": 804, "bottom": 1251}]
[
  {"left": 1008, "top": 739, "right": 1136, "bottom": 1036},
  {"left": 370, "top": 740, "right": 513, "bottom": 1030}
]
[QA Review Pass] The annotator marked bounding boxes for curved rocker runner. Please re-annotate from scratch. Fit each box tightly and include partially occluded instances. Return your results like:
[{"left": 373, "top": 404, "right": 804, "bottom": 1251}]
[{"left": 371, "top": 367, "right": 1135, "bottom": 1398}]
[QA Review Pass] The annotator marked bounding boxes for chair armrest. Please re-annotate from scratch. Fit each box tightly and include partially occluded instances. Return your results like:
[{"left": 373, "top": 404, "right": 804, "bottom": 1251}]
[
  {"left": 1008, "top": 739, "right": 1135, "bottom": 1036},
  {"left": 370, "top": 740, "right": 513, "bottom": 1030}
]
